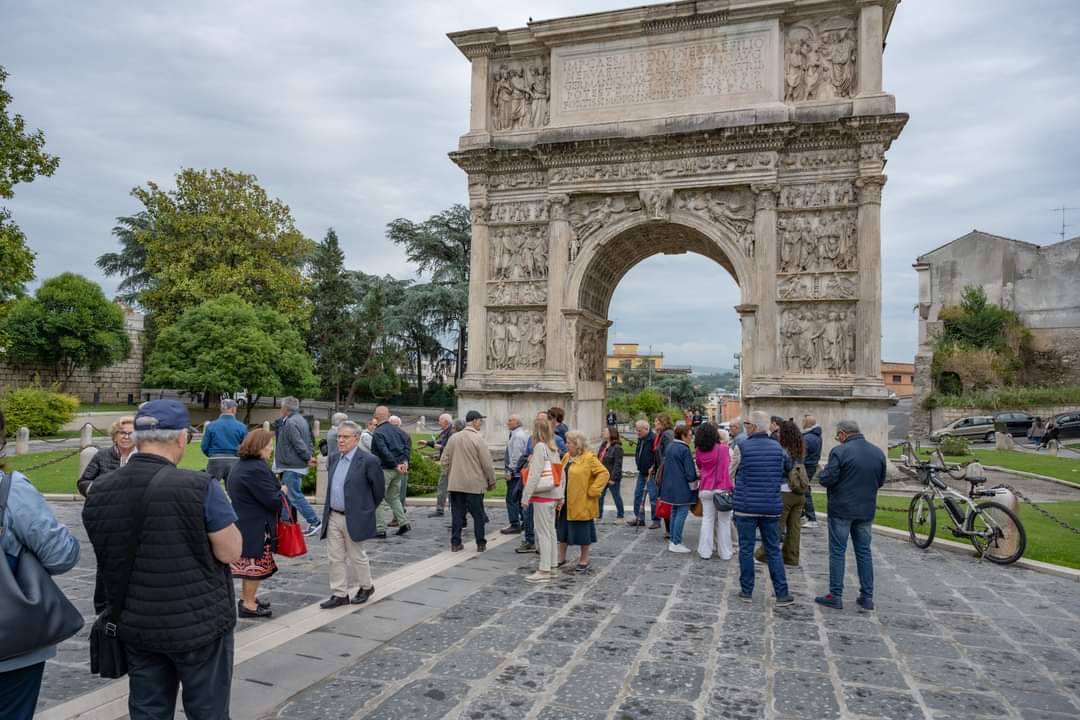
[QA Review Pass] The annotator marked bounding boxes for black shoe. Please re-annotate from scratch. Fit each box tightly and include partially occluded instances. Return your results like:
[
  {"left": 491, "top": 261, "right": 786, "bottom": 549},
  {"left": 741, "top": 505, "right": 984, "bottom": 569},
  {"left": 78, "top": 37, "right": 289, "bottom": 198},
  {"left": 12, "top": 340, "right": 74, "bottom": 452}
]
[
  {"left": 515, "top": 543, "right": 537, "bottom": 554},
  {"left": 319, "top": 595, "right": 351, "bottom": 609},
  {"left": 477, "top": 542, "right": 487, "bottom": 552},
  {"left": 352, "top": 586, "right": 375, "bottom": 604},
  {"left": 256, "top": 597, "right": 271, "bottom": 609},
  {"left": 499, "top": 525, "right": 523, "bottom": 535},
  {"left": 238, "top": 601, "right": 272, "bottom": 618},
  {"left": 395, "top": 524, "right": 411, "bottom": 536},
  {"left": 375, "top": 531, "right": 387, "bottom": 539},
  {"left": 428, "top": 510, "right": 445, "bottom": 518},
  {"left": 451, "top": 543, "right": 464, "bottom": 552}
]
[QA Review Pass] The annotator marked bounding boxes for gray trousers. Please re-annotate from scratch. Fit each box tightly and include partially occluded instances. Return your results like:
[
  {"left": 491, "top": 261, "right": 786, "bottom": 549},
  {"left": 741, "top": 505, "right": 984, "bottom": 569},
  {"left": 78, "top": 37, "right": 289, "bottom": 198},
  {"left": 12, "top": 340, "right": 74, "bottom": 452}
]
[{"left": 436, "top": 471, "right": 449, "bottom": 512}]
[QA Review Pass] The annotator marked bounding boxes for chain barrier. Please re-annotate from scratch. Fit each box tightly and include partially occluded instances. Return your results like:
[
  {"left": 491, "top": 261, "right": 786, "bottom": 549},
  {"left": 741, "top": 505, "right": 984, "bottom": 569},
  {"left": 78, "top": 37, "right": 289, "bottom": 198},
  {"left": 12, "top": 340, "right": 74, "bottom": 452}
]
[
  {"left": 15, "top": 447, "right": 83, "bottom": 473},
  {"left": 998, "top": 483, "right": 1080, "bottom": 536}
]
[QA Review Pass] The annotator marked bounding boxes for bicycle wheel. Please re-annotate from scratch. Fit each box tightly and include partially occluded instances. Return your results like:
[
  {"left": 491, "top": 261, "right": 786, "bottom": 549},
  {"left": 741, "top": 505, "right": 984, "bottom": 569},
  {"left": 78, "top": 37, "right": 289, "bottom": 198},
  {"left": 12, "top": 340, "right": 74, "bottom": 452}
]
[
  {"left": 908, "top": 492, "right": 936, "bottom": 549},
  {"left": 968, "top": 501, "right": 1026, "bottom": 564}
]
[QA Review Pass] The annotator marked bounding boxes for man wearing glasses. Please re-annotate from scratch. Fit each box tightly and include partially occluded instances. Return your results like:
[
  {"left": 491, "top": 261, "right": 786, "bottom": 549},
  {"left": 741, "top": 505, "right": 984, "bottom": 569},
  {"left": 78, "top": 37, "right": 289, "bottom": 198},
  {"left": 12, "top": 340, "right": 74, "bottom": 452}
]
[{"left": 318, "top": 421, "right": 385, "bottom": 608}]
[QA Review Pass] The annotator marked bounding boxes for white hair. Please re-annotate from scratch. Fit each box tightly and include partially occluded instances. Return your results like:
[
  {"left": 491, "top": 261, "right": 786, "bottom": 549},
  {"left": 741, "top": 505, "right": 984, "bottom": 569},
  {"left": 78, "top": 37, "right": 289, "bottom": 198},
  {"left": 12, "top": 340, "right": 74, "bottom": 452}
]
[
  {"left": 331, "top": 412, "right": 348, "bottom": 427},
  {"left": 281, "top": 396, "right": 300, "bottom": 412},
  {"left": 635, "top": 419, "right": 649, "bottom": 430},
  {"left": 718, "top": 428, "right": 731, "bottom": 443},
  {"left": 749, "top": 410, "right": 771, "bottom": 429},
  {"left": 389, "top": 415, "right": 401, "bottom": 426},
  {"left": 338, "top": 420, "right": 362, "bottom": 435},
  {"left": 439, "top": 413, "right": 452, "bottom": 424},
  {"left": 134, "top": 428, "right": 185, "bottom": 447}
]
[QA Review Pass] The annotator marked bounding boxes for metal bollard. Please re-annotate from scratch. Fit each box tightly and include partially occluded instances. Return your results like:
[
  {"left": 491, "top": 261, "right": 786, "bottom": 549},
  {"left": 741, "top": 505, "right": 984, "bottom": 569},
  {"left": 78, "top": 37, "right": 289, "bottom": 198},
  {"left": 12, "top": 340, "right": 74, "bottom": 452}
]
[
  {"left": 15, "top": 427, "right": 29, "bottom": 455},
  {"left": 79, "top": 446, "right": 100, "bottom": 479},
  {"left": 313, "top": 419, "right": 321, "bottom": 441},
  {"left": 80, "top": 422, "right": 95, "bottom": 449}
]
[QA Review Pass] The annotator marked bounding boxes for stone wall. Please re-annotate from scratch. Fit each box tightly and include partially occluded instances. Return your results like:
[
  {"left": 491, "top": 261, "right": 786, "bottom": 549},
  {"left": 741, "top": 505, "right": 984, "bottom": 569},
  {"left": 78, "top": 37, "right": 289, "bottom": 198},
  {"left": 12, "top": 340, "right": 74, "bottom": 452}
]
[{"left": 0, "top": 309, "right": 144, "bottom": 404}]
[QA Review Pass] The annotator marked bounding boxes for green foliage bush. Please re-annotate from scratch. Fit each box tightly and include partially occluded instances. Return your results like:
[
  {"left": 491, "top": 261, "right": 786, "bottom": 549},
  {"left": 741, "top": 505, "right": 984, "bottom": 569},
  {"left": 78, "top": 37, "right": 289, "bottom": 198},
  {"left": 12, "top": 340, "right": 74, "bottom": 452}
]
[
  {"left": 0, "top": 384, "right": 79, "bottom": 436},
  {"left": 301, "top": 465, "right": 317, "bottom": 495},
  {"left": 927, "top": 385, "right": 1080, "bottom": 409},
  {"left": 406, "top": 448, "right": 440, "bottom": 496},
  {"left": 939, "top": 435, "right": 971, "bottom": 457}
]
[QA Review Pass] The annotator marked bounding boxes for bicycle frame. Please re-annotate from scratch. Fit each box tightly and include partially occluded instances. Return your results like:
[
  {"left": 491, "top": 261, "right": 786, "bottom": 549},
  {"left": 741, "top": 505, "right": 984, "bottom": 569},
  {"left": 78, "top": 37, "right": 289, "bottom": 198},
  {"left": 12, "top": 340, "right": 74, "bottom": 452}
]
[{"left": 916, "top": 466, "right": 1004, "bottom": 539}]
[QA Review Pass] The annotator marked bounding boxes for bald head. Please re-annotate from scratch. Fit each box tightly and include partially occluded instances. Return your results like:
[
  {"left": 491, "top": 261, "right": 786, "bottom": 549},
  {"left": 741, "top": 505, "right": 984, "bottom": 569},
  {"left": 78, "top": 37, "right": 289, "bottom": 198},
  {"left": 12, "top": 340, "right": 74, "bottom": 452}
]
[
  {"left": 802, "top": 414, "right": 817, "bottom": 430},
  {"left": 374, "top": 406, "right": 389, "bottom": 423}
]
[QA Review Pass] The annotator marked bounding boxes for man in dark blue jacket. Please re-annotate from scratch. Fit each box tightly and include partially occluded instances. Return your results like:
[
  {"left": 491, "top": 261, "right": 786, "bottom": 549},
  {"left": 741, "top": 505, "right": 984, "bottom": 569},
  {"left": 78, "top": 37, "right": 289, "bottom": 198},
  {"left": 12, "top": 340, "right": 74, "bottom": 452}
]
[
  {"left": 732, "top": 411, "right": 794, "bottom": 605},
  {"left": 628, "top": 420, "right": 657, "bottom": 527},
  {"left": 815, "top": 420, "right": 886, "bottom": 611},
  {"left": 371, "top": 406, "right": 410, "bottom": 538},
  {"left": 201, "top": 399, "right": 248, "bottom": 482},
  {"left": 801, "top": 415, "right": 823, "bottom": 527}
]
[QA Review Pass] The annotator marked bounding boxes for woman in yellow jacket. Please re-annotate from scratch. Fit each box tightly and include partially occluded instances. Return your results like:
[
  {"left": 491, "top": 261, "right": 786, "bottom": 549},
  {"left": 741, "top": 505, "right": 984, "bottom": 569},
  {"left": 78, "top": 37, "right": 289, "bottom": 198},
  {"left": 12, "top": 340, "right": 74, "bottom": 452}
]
[{"left": 557, "top": 430, "right": 610, "bottom": 573}]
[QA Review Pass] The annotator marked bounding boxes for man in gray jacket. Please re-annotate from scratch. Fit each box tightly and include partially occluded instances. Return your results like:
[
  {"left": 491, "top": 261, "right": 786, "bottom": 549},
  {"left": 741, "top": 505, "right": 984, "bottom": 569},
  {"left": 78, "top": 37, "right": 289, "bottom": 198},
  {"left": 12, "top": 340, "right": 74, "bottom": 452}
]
[{"left": 275, "top": 397, "right": 320, "bottom": 536}]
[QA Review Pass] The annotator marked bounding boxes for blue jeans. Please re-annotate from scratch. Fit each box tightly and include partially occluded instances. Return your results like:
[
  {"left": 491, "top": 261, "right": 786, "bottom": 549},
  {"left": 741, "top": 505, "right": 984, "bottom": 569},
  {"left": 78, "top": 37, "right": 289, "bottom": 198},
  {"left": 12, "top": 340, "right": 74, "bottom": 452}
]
[
  {"left": 670, "top": 504, "right": 690, "bottom": 545},
  {"left": 598, "top": 480, "right": 624, "bottom": 518},
  {"left": 523, "top": 502, "right": 536, "bottom": 544},
  {"left": 802, "top": 468, "right": 818, "bottom": 520},
  {"left": 505, "top": 475, "right": 523, "bottom": 526},
  {"left": 634, "top": 474, "right": 658, "bottom": 521},
  {"left": 828, "top": 516, "right": 874, "bottom": 599},
  {"left": 0, "top": 660, "right": 44, "bottom": 720},
  {"left": 735, "top": 516, "right": 789, "bottom": 598},
  {"left": 283, "top": 470, "right": 318, "bottom": 526}
]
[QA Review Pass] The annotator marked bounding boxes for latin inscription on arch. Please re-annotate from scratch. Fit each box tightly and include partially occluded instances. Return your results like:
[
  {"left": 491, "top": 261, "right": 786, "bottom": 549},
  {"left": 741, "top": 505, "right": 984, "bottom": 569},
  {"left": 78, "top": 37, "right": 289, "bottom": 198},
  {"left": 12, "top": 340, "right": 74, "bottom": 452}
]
[{"left": 552, "top": 23, "right": 777, "bottom": 124}]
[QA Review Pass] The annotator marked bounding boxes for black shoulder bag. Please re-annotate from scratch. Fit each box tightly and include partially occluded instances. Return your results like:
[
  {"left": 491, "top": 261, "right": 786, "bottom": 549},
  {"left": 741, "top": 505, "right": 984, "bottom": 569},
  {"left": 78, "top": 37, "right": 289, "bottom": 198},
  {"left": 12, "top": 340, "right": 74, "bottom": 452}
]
[
  {"left": 0, "top": 472, "right": 85, "bottom": 662},
  {"left": 90, "top": 467, "right": 170, "bottom": 678}
]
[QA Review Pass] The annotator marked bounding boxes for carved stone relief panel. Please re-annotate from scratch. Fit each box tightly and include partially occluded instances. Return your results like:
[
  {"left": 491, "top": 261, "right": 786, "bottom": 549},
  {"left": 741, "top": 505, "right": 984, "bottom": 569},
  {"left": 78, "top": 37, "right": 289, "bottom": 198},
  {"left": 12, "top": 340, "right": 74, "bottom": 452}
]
[
  {"left": 490, "top": 56, "right": 550, "bottom": 131},
  {"left": 487, "top": 310, "right": 546, "bottom": 371},
  {"left": 487, "top": 200, "right": 549, "bottom": 224},
  {"left": 778, "top": 181, "right": 856, "bottom": 209},
  {"left": 673, "top": 187, "right": 756, "bottom": 257},
  {"left": 484, "top": 172, "right": 548, "bottom": 191},
  {"left": 568, "top": 193, "right": 642, "bottom": 261},
  {"left": 780, "top": 303, "right": 857, "bottom": 376},
  {"left": 777, "top": 209, "right": 857, "bottom": 274},
  {"left": 487, "top": 280, "right": 547, "bottom": 306},
  {"left": 489, "top": 226, "right": 548, "bottom": 281},
  {"left": 784, "top": 16, "right": 857, "bottom": 102},
  {"left": 575, "top": 324, "right": 607, "bottom": 382},
  {"left": 550, "top": 153, "right": 774, "bottom": 185},
  {"left": 777, "top": 272, "right": 857, "bottom": 301},
  {"left": 779, "top": 149, "right": 859, "bottom": 171}
]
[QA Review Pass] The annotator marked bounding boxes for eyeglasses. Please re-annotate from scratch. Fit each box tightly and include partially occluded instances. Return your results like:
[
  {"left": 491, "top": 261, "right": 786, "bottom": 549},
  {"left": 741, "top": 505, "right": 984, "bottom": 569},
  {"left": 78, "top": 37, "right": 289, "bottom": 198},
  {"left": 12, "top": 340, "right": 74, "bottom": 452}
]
[
  {"left": 117, "top": 431, "right": 134, "bottom": 437},
  {"left": 337, "top": 433, "right": 357, "bottom": 440}
]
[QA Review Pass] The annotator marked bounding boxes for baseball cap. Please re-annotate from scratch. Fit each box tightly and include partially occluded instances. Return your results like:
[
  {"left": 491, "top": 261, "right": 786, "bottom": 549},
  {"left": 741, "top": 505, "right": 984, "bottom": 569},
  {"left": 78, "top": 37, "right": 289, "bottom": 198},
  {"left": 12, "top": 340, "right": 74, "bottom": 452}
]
[
  {"left": 465, "top": 410, "right": 486, "bottom": 422},
  {"left": 134, "top": 400, "right": 192, "bottom": 431}
]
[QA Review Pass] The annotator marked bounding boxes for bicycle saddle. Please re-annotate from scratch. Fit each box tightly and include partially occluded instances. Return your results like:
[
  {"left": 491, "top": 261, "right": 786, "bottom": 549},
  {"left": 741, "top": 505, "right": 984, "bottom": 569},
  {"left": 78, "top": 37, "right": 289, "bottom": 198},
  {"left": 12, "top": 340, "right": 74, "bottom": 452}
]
[{"left": 947, "top": 461, "right": 988, "bottom": 485}]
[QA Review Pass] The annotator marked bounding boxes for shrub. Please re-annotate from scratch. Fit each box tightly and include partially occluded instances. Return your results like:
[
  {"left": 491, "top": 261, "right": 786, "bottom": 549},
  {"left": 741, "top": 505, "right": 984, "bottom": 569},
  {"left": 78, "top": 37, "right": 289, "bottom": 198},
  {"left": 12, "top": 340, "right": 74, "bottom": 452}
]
[
  {"left": 301, "top": 465, "right": 317, "bottom": 495},
  {"left": 926, "top": 385, "right": 1080, "bottom": 409},
  {"left": 406, "top": 448, "right": 440, "bottom": 496},
  {"left": 939, "top": 435, "right": 971, "bottom": 457},
  {"left": 0, "top": 384, "right": 80, "bottom": 436}
]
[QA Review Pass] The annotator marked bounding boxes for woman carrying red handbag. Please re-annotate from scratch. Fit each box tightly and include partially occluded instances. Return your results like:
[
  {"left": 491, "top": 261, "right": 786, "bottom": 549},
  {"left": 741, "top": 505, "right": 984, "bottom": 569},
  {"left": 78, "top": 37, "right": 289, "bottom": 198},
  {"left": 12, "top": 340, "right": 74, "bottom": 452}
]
[{"left": 227, "top": 429, "right": 295, "bottom": 619}]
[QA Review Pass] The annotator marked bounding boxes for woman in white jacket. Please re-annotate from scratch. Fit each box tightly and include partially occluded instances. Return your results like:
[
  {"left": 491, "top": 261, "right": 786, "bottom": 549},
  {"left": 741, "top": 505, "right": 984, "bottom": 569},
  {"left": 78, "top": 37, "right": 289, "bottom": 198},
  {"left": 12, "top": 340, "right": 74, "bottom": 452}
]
[{"left": 521, "top": 418, "right": 564, "bottom": 583}]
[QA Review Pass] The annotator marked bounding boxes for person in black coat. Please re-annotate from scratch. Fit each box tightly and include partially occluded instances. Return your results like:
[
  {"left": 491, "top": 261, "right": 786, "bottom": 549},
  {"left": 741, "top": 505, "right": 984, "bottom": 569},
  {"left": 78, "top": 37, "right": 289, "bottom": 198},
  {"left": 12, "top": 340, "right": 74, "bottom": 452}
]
[
  {"left": 77, "top": 416, "right": 136, "bottom": 496},
  {"left": 319, "top": 421, "right": 386, "bottom": 608},
  {"left": 226, "top": 429, "right": 282, "bottom": 618},
  {"left": 597, "top": 424, "right": 625, "bottom": 520}
]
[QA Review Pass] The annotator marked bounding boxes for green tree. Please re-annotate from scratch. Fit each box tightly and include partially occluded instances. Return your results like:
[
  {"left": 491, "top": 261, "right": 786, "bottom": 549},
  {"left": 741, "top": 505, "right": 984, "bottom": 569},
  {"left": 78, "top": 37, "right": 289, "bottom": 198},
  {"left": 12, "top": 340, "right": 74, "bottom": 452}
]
[
  {"left": 1, "top": 273, "right": 130, "bottom": 386},
  {"left": 386, "top": 204, "right": 470, "bottom": 379},
  {"left": 340, "top": 271, "right": 403, "bottom": 406},
  {"left": 386, "top": 282, "right": 451, "bottom": 402},
  {"left": 0, "top": 65, "right": 60, "bottom": 308},
  {"left": 305, "top": 228, "right": 357, "bottom": 405},
  {"left": 127, "top": 168, "right": 314, "bottom": 330},
  {"left": 95, "top": 212, "right": 153, "bottom": 305},
  {"left": 144, "top": 294, "right": 317, "bottom": 422}
]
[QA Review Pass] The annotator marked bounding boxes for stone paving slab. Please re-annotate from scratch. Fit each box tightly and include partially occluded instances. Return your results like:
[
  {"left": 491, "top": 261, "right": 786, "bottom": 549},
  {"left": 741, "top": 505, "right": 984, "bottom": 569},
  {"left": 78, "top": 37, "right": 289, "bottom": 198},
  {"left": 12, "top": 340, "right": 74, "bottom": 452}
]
[{"left": 37, "top": 502, "right": 1080, "bottom": 720}]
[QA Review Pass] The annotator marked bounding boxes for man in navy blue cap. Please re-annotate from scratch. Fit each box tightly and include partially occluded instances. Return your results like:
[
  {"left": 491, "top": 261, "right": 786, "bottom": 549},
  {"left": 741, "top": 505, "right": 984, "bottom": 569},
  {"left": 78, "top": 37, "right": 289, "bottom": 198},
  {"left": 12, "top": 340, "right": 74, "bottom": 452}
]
[{"left": 84, "top": 399, "right": 242, "bottom": 720}]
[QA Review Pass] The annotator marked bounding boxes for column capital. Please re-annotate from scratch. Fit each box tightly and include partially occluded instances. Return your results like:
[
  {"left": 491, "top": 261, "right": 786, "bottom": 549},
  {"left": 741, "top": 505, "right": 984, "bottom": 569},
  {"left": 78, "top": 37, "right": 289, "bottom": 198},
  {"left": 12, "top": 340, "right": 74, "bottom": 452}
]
[
  {"left": 856, "top": 175, "right": 887, "bottom": 204},
  {"left": 546, "top": 193, "right": 570, "bottom": 222},
  {"left": 469, "top": 200, "right": 489, "bottom": 226},
  {"left": 751, "top": 184, "right": 779, "bottom": 211},
  {"left": 735, "top": 303, "right": 759, "bottom": 316}
]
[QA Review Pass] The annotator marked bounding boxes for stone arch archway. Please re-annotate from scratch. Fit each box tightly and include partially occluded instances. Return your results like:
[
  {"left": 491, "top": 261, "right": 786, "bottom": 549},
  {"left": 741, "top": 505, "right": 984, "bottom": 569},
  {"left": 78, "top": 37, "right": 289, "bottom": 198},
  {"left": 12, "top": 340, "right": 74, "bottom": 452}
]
[{"left": 449, "top": 0, "right": 906, "bottom": 450}]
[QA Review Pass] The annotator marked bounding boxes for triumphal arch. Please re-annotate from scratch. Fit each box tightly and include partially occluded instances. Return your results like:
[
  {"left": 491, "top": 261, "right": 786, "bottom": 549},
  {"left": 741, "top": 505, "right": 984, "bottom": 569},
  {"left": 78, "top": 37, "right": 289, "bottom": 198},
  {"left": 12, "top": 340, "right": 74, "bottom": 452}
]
[{"left": 449, "top": 0, "right": 906, "bottom": 449}]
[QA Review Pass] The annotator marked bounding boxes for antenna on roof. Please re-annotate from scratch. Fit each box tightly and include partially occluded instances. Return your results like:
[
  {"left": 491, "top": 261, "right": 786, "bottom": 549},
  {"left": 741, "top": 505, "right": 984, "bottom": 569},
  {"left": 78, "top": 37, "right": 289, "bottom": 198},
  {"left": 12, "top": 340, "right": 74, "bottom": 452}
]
[{"left": 1050, "top": 206, "right": 1080, "bottom": 241}]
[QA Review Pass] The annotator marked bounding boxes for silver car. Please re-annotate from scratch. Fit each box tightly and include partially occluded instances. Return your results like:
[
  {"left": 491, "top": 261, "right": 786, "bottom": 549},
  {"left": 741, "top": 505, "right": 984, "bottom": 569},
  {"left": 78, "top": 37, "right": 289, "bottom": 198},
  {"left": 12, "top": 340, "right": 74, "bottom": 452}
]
[{"left": 930, "top": 415, "right": 996, "bottom": 443}]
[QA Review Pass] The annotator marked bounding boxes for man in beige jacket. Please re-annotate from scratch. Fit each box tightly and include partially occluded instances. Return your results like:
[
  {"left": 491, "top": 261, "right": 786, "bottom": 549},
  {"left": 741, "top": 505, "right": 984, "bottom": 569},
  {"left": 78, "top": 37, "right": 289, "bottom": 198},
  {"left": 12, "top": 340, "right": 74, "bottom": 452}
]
[{"left": 441, "top": 411, "right": 497, "bottom": 552}]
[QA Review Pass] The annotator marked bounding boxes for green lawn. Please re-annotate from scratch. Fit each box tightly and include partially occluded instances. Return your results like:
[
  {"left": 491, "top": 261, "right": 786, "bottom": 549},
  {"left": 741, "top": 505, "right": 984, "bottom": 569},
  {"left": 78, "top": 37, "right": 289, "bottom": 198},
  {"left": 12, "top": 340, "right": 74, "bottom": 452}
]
[
  {"left": 888, "top": 446, "right": 1080, "bottom": 485},
  {"left": 812, "top": 492, "right": 1080, "bottom": 570},
  {"left": 9, "top": 445, "right": 211, "bottom": 494},
  {"left": 75, "top": 403, "right": 142, "bottom": 413}
]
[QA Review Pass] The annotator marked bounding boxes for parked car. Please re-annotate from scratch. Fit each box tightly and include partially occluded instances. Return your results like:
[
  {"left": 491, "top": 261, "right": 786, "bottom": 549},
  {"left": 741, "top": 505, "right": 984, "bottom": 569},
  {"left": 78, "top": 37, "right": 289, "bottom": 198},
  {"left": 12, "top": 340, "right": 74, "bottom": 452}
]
[
  {"left": 993, "top": 411, "right": 1034, "bottom": 437},
  {"left": 930, "top": 415, "right": 996, "bottom": 443},
  {"left": 1051, "top": 411, "right": 1080, "bottom": 440}
]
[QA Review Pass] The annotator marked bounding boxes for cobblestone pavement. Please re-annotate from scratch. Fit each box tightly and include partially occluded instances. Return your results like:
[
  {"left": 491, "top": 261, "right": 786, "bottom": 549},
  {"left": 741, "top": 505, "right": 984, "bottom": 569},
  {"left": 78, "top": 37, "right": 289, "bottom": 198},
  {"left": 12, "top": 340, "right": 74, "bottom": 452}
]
[{"left": 39, "top": 501, "right": 1080, "bottom": 720}]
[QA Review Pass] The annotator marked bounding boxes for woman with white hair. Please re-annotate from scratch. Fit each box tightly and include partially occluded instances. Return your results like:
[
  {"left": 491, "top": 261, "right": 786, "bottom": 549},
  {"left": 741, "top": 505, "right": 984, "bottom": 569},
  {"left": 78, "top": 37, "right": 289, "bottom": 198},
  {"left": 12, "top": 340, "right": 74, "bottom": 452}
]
[{"left": 557, "top": 430, "right": 609, "bottom": 573}]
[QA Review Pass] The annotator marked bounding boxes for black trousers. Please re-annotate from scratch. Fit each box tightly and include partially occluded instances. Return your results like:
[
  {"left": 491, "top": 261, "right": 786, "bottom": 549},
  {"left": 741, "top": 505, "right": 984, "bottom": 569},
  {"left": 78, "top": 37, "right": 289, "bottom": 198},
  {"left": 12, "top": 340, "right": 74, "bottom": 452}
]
[
  {"left": 126, "top": 632, "right": 234, "bottom": 720},
  {"left": 450, "top": 491, "right": 486, "bottom": 547},
  {"left": 0, "top": 661, "right": 45, "bottom": 720}
]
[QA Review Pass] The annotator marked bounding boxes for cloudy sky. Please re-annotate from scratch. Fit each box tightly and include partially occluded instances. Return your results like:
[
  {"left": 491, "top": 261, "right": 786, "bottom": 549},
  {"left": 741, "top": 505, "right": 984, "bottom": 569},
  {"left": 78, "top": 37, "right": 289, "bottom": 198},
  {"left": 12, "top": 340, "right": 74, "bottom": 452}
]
[{"left": 2, "top": 0, "right": 1078, "bottom": 370}]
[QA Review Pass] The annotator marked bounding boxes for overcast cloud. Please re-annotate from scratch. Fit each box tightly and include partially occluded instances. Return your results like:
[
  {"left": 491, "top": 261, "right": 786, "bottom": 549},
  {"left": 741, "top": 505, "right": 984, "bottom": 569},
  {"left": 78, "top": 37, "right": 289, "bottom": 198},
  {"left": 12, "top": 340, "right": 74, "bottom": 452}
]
[{"left": 2, "top": 0, "right": 1077, "bottom": 370}]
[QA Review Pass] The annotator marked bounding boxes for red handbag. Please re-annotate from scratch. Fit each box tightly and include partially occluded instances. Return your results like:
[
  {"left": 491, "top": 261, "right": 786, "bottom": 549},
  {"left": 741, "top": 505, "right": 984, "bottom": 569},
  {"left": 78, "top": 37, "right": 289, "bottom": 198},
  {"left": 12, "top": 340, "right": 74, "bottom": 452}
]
[
  {"left": 275, "top": 497, "right": 308, "bottom": 558},
  {"left": 656, "top": 500, "right": 673, "bottom": 520}
]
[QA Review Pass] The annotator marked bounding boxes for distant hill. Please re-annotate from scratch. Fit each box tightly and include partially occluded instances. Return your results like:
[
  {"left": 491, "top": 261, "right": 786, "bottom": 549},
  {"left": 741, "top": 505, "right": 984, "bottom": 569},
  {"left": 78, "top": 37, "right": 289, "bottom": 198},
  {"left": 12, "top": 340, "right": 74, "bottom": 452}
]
[{"left": 692, "top": 365, "right": 734, "bottom": 375}]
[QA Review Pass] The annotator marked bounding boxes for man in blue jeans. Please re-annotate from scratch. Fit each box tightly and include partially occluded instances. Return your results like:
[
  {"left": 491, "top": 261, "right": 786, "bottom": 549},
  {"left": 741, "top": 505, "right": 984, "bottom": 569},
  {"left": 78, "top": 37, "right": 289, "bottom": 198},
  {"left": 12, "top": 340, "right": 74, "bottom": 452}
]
[
  {"left": 274, "top": 397, "right": 320, "bottom": 536},
  {"left": 815, "top": 420, "right": 887, "bottom": 611},
  {"left": 731, "top": 411, "right": 793, "bottom": 605},
  {"left": 628, "top": 420, "right": 657, "bottom": 526}
]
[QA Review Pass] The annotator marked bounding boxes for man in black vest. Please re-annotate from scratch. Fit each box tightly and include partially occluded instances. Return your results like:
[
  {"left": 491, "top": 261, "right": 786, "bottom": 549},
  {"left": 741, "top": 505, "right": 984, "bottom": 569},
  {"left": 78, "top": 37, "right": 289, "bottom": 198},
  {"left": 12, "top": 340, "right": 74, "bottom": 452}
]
[
  {"left": 84, "top": 400, "right": 242, "bottom": 720},
  {"left": 319, "top": 420, "right": 385, "bottom": 608}
]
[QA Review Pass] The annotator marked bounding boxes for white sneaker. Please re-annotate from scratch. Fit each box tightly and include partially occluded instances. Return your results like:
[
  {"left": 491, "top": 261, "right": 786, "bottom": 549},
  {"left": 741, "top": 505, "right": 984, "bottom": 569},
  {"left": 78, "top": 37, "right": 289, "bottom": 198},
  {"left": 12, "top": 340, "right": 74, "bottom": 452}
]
[
  {"left": 668, "top": 543, "right": 691, "bottom": 554},
  {"left": 304, "top": 523, "right": 321, "bottom": 537},
  {"left": 524, "top": 571, "right": 552, "bottom": 583},
  {"left": 800, "top": 516, "right": 809, "bottom": 527},
  {"left": 805, "top": 520, "right": 818, "bottom": 529}
]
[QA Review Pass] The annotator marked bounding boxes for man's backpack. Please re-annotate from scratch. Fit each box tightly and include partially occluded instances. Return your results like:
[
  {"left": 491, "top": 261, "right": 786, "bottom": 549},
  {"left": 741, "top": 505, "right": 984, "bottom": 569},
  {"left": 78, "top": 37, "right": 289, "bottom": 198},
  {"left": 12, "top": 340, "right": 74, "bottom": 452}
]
[{"left": 787, "top": 464, "right": 810, "bottom": 495}]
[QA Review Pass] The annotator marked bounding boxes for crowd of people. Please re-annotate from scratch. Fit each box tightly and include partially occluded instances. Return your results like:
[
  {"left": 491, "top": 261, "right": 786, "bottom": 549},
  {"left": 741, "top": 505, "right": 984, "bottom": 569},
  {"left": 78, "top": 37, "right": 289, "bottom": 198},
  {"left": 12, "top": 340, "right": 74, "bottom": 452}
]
[{"left": 0, "top": 395, "right": 888, "bottom": 719}]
